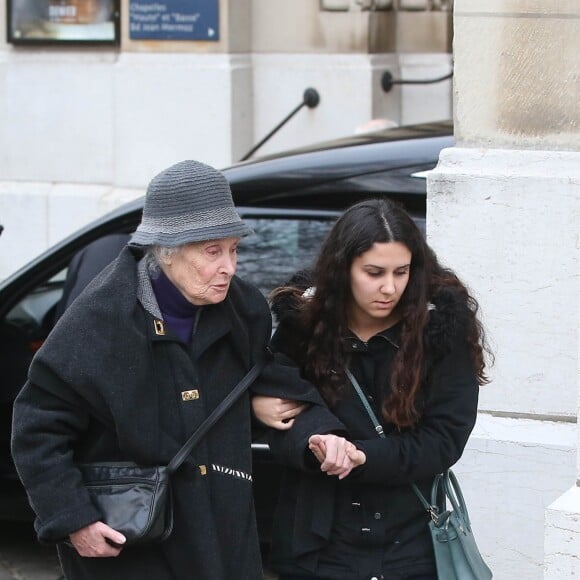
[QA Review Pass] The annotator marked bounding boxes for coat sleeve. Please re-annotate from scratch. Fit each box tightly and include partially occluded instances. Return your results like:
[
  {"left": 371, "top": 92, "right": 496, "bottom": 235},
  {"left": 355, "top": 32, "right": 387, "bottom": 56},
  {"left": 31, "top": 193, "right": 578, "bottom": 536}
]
[
  {"left": 252, "top": 350, "right": 336, "bottom": 407},
  {"left": 350, "top": 338, "right": 479, "bottom": 485},
  {"left": 256, "top": 315, "right": 348, "bottom": 471},
  {"left": 11, "top": 369, "right": 102, "bottom": 543},
  {"left": 267, "top": 403, "right": 347, "bottom": 471},
  {"left": 252, "top": 347, "right": 348, "bottom": 470}
]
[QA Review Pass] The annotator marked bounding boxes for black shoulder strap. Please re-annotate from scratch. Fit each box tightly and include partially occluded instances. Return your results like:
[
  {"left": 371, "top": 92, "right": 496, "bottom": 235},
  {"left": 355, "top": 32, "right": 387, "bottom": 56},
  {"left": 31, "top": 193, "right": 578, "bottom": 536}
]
[{"left": 167, "top": 358, "right": 266, "bottom": 474}]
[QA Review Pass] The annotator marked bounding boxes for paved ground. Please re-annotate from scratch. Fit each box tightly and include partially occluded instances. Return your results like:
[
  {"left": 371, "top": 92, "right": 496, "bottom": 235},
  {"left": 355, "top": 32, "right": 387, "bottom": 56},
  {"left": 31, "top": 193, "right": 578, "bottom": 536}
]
[
  {"left": 0, "top": 522, "right": 277, "bottom": 579},
  {"left": 0, "top": 523, "right": 62, "bottom": 580}
]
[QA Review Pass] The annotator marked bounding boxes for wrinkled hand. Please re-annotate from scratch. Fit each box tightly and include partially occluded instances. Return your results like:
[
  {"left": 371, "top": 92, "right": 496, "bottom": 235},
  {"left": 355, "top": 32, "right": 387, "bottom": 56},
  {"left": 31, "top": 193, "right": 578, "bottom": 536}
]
[
  {"left": 252, "top": 396, "right": 309, "bottom": 430},
  {"left": 69, "top": 521, "right": 126, "bottom": 557},
  {"left": 308, "top": 434, "right": 366, "bottom": 480}
]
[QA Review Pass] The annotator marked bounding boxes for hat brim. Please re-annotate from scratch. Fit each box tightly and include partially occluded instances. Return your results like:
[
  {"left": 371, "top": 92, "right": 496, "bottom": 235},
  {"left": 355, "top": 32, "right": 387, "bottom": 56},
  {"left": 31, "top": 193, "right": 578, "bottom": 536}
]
[{"left": 129, "top": 220, "right": 254, "bottom": 248}]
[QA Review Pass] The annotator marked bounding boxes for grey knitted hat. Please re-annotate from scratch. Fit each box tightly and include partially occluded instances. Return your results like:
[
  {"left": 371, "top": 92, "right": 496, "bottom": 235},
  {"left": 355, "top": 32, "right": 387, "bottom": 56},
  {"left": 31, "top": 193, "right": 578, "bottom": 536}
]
[{"left": 130, "top": 160, "right": 253, "bottom": 247}]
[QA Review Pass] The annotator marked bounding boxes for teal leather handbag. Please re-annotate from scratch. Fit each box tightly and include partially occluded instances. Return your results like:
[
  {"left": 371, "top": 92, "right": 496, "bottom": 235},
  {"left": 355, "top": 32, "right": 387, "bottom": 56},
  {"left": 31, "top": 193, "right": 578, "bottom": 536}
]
[
  {"left": 412, "top": 471, "right": 493, "bottom": 580},
  {"left": 346, "top": 369, "right": 493, "bottom": 580}
]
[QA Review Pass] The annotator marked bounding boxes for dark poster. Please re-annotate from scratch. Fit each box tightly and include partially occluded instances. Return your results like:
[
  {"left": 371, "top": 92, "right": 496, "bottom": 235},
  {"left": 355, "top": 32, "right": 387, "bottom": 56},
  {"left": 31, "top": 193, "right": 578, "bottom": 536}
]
[{"left": 129, "top": 0, "right": 219, "bottom": 41}]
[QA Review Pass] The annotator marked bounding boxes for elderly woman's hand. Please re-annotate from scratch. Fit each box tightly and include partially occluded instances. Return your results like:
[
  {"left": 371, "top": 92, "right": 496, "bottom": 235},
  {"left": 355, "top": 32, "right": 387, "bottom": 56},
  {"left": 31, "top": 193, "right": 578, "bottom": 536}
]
[
  {"left": 308, "top": 434, "right": 366, "bottom": 480},
  {"left": 69, "top": 521, "right": 126, "bottom": 557},
  {"left": 252, "top": 395, "right": 309, "bottom": 430}
]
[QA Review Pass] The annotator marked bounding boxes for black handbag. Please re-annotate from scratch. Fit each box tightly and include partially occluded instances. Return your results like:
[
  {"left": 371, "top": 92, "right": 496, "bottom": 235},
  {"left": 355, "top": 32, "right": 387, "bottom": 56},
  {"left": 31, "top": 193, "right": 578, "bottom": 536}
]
[
  {"left": 79, "top": 462, "right": 172, "bottom": 545},
  {"left": 79, "top": 359, "right": 266, "bottom": 546},
  {"left": 346, "top": 369, "right": 492, "bottom": 579}
]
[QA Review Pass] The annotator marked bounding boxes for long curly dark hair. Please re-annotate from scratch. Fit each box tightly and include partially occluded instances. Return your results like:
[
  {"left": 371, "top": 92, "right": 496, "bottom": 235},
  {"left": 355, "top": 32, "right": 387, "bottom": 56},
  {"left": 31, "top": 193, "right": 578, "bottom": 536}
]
[{"left": 277, "top": 198, "right": 491, "bottom": 429}]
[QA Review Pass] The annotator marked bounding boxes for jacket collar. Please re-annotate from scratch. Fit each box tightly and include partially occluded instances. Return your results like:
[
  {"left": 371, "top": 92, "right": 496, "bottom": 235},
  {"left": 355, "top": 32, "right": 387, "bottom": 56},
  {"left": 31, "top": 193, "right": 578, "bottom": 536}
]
[
  {"left": 137, "top": 258, "right": 248, "bottom": 364},
  {"left": 143, "top": 295, "right": 250, "bottom": 368},
  {"left": 345, "top": 323, "right": 401, "bottom": 351}
]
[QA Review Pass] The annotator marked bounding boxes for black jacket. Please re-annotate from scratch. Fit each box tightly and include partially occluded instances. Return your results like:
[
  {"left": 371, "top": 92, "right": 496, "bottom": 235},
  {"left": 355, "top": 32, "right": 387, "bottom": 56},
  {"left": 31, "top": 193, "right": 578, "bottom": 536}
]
[
  {"left": 11, "top": 248, "right": 327, "bottom": 580},
  {"left": 267, "top": 278, "right": 480, "bottom": 580}
]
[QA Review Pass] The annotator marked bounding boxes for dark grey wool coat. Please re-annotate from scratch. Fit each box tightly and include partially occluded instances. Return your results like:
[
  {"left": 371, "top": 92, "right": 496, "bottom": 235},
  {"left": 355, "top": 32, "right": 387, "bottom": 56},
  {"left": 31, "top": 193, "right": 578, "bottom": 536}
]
[{"left": 11, "top": 248, "right": 328, "bottom": 580}]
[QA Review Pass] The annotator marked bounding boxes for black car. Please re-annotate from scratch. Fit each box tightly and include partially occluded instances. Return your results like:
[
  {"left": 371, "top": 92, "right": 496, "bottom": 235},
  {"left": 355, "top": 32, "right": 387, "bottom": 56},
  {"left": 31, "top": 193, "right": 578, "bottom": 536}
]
[{"left": 0, "top": 121, "right": 453, "bottom": 540}]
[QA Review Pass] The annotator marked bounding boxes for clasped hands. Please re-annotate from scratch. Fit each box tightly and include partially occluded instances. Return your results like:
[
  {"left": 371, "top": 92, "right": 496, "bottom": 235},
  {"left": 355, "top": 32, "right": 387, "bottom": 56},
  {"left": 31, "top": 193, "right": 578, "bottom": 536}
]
[
  {"left": 308, "top": 433, "right": 366, "bottom": 479},
  {"left": 252, "top": 396, "right": 366, "bottom": 479}
]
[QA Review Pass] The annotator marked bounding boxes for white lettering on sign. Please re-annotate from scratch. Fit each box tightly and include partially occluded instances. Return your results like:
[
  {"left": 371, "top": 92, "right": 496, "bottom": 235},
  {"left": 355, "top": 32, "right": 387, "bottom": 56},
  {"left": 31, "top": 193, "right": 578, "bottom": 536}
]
[
  {"left": 161, "top": 23, "right": 194, "bottom": 32},
  {"left": 130, "top": 3, "right": 167, "bottom": 12},
  {"left": 172, "top": 13, "right": 200, "bottom": 23},
  {"left": 48, "top": 6, "right": 76, "bottom": 19},
  {"left": 129, "top": 2, "right": 217, "bottom": 40},
  {"left": 132, "top": 13, "right": 161, "bottom": 22}
]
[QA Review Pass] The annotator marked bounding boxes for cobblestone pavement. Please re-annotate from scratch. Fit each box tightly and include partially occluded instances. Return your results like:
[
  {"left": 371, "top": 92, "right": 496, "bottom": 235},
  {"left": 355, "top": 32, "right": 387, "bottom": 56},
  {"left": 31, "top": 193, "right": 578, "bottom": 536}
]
[{"left": 0, "top": 522, "right": 277, "bottom": 580}]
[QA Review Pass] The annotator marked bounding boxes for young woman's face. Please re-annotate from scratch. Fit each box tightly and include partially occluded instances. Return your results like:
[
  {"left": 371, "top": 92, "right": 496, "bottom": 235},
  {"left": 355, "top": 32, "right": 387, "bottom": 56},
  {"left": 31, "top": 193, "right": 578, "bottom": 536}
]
[
  {"left": 348, "top": 241, "right": 412, "bottom": 332},
  {"left": 161, "top": 237, "right": 240, "bottom": 305}
]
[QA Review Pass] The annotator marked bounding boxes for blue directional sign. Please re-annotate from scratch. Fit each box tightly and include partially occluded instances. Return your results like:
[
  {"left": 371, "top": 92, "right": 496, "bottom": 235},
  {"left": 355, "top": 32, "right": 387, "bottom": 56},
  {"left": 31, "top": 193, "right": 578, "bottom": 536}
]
[{"left": 130, "top": 0, "right": 219, "bottom": 41}]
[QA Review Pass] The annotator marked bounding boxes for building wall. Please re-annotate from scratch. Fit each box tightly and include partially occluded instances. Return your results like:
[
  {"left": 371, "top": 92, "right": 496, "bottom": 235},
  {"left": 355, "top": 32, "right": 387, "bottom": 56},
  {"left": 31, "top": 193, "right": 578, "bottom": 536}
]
[
  {"left": 430, "top": 148, "right": 580, "bottom": 578},
  {"left": 429, "top": 1, "right": 580, "bottom": 577},
  {"left": 0, "top": 0, "right": 453, "bottom": 280}
]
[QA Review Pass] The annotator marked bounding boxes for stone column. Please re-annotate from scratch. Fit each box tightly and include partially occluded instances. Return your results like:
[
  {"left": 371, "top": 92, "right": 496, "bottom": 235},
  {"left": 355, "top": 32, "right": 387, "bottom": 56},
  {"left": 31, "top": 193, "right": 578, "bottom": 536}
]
[
  {"left": 544, "top": 380, "right": 580, "bottom": 578},
  {"left": 427, "top": 1, "right": 580, "bottom": 578}
]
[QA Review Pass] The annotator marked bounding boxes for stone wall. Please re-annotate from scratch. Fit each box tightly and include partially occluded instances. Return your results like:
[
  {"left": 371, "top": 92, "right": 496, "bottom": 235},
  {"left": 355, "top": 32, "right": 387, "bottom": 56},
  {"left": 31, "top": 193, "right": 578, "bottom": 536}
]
[
  {"left": 428, "top": 1, "right": 580, "bottom": 577},
  {"left": 0, "top": 0, "right": 453, "bottom": 279}
]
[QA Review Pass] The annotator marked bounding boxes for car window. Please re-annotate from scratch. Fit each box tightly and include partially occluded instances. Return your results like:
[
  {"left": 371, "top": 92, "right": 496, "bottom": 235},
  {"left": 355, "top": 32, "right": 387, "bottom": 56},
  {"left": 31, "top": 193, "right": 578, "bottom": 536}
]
[
  {"left": 5, "top": 270, "right": 66, "bottom": 332},
  {"left": 1, "top": 270, "right": 68, "bottom": 405},
  {"left": 236, "top": 217, "right": 334, "bottom": 297},
  {"left": 3, "top": 217, "right": 333, "bottom": 336}
]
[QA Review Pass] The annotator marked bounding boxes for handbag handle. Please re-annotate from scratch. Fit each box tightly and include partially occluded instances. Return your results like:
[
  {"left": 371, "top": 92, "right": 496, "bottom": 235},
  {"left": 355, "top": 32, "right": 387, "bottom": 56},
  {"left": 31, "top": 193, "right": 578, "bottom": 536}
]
[
  {"left": 442, "top": 469, "right": 472, "bottom": 530},
  {"left": 167, "top": 358, "right": 266, "bottom": 474}
]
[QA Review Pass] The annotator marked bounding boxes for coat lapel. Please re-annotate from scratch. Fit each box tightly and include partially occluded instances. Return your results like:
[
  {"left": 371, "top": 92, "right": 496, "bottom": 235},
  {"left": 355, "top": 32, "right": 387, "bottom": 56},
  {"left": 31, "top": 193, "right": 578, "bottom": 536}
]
[{"left": 190, "top": 297, "right": 251, "bottom": 369}]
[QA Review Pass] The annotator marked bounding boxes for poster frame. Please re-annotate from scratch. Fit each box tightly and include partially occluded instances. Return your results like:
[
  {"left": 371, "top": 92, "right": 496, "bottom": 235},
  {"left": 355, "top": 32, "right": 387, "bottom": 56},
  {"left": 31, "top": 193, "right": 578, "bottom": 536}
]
[{"left": 6, "top": 0, "right": 120, "bottom": 46}]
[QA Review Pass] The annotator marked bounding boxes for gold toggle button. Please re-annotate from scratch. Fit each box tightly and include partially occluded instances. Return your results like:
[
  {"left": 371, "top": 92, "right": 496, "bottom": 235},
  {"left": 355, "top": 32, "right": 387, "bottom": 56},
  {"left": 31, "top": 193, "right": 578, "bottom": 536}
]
[
  {"left": 199, "top": 465, "right": 207, "bottom": 476},
  {"left": 181, "top": 389, "right": 199, "bottom": 401},
  {"left": 153, "top": 319, "right": 165, "bottom": 335}
]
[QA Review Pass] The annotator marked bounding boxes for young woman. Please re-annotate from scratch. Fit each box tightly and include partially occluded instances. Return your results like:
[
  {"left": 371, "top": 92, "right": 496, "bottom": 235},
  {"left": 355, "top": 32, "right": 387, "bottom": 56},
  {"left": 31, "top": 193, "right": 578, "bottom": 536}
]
[{"left": 253, "top": 198, "right": 491, "bottom": 580}]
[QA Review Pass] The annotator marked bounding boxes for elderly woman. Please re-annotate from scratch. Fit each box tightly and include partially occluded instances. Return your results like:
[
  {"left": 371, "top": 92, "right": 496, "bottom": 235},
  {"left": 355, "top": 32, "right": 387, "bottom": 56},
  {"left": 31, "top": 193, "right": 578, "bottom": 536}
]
[{"left": 11, "top": 160, "right": 328, "bottom": 580}]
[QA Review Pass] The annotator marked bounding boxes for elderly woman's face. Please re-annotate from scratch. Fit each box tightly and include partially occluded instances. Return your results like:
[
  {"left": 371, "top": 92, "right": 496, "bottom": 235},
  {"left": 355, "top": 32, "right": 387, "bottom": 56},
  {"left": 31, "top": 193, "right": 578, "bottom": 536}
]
[{"left": 161, "top": 237, "right": 240, "bottom": 305}]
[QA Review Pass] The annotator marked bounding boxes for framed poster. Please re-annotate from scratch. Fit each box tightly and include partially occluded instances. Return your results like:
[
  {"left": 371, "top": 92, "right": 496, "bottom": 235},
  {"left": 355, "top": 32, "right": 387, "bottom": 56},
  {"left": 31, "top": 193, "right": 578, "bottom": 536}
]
[
  {"left": 7, "top": 0, "right": 120, "bottom": 44},
  {"left": 129, "top": 0, "right": 219, "bottom": 41}
]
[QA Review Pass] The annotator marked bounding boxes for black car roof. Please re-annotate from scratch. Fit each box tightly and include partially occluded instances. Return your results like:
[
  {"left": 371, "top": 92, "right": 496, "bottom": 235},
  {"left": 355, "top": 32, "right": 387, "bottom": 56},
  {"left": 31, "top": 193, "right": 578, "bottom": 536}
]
[
  {"left": 238, "top": 120, "right": 453, "bottom": 160},
  {"left": 224, "top": 120, "right": 453, "bottom": 209}
]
